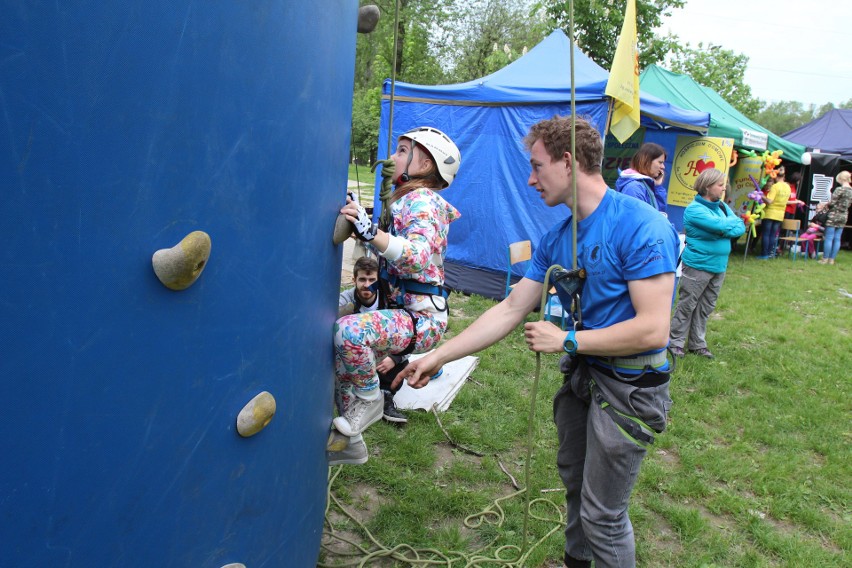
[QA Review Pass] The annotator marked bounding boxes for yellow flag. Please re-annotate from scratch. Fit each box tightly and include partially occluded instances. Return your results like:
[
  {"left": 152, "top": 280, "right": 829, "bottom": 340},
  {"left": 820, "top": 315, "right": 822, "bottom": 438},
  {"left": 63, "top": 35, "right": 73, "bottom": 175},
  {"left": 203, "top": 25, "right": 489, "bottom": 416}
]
[{"left": 605, "top": 0, "right": 640, "bottom": 143}]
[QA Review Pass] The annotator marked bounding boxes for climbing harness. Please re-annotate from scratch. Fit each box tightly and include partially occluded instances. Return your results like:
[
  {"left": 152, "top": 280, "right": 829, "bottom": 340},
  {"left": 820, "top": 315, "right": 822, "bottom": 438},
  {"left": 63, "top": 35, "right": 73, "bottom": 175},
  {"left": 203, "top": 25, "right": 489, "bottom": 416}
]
[{"left": 590, "top": 380, "right": 658, "bottom": 446}]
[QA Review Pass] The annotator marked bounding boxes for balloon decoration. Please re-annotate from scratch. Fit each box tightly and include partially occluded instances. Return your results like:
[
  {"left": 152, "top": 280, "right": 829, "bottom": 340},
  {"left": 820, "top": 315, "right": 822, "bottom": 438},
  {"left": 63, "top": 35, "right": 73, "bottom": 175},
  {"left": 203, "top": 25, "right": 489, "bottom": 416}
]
[
  {"left": 741, "top": 203, "right": 765, "bottom": 238},
  {"left": 729, "top": 149, "right": 739, "bottom": 167},
  {"left": 741, "top": 173, "right": 768, "bottom": 238},
  {"left": 759, "top": 150, "right": 784, "bottom": 187},
  {"left": 747, "top": 175, "right": 766, "bottom": 203}
]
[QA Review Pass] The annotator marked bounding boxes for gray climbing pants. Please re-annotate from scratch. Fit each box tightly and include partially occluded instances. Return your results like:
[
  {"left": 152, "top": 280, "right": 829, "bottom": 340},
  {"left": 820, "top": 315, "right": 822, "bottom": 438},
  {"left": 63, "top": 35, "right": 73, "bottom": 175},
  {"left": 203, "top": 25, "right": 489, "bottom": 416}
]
[{"left": 554, "top": 359, "right": 671, "bottom": 568}]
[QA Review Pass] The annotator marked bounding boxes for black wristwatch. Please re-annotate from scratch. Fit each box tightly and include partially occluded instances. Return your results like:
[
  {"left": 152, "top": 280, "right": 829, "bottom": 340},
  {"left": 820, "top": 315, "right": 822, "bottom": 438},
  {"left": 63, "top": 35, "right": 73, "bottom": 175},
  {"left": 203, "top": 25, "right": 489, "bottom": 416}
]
[{"left": 563, "top": 330, "right": 578, "bottom": 355}]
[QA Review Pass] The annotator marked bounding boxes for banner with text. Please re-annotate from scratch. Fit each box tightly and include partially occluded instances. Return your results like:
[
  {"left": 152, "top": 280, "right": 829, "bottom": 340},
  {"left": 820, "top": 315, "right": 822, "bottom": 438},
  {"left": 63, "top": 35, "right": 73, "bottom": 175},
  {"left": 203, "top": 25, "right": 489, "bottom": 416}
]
[
  {"left": 728, "top": 156, "right": 764, "bottom": 215},
  {"left": 667, "top": 136, "right": 735, "bottom": 207},
  {"left": 602, "top": 128, "right": 646, "bottom": 188}
]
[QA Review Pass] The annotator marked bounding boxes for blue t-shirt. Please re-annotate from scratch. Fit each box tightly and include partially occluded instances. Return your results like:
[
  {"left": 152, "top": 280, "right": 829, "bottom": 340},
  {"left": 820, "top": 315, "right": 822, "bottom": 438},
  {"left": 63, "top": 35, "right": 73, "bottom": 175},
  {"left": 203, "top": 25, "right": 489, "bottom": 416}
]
[{"left": 525, "top": 189, "right": 679, "bottom": 357}]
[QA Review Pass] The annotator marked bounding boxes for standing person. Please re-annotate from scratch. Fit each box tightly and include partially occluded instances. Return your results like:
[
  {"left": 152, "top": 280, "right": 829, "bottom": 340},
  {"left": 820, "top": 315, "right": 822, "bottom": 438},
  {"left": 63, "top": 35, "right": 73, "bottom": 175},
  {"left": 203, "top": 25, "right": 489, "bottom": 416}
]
[
  {"left": 819, "top": 170, "right": 852, "bottom": 265},
  {"left": 398, "top": 116, "right": 679, "bottom": 568},
  {"left": 757, "top": 165, "right": 792, "bottom": 259},
  {"left": 338, "top": 256, "right": 410, "bottom": 424},
  {"left": 615, "top": 142, "right": 668, "bottom": 215},
  {"left": 329, "top": 127, "right": 461, "bottom": 466},
  {"left": 669, "top": 169, "right": 745, "bottom": 359}
]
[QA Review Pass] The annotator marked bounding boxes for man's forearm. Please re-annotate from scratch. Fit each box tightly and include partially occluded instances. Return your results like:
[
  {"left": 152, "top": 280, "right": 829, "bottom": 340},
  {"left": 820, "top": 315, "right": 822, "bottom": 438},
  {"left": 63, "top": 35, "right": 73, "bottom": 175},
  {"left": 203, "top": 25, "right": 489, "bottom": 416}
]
[{"left": 433, "top": 299, "right": 528, "bottom": 365}]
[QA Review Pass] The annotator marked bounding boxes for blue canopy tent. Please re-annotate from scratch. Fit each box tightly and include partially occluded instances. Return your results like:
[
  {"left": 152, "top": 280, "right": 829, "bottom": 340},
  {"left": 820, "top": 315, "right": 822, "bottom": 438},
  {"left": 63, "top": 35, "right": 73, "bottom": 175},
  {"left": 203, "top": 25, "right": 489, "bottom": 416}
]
[
  {"left": 783, "top": 109, "right": 852, "bottom": 161},
  {"left": 375, "top": 30, "right": 709, "bottom": 300}
]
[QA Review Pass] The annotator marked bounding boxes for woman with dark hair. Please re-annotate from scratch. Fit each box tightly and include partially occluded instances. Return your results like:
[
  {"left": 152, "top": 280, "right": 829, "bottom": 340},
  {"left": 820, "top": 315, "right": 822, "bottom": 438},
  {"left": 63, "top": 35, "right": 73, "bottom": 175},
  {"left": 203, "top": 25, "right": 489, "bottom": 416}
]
[
  {"left": 615, "top": 142, "right": 668, "bottom": 215},
  {"left": 669, "top": 168, "right": 744, "bottom": 359}
]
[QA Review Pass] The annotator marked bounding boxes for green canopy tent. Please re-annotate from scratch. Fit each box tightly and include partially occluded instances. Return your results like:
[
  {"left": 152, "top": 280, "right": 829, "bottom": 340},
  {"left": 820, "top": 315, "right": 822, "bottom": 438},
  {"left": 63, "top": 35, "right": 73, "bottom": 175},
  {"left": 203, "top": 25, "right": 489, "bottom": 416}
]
[{"left": 640, "top": 65, "right": 806, "bottom": 163}]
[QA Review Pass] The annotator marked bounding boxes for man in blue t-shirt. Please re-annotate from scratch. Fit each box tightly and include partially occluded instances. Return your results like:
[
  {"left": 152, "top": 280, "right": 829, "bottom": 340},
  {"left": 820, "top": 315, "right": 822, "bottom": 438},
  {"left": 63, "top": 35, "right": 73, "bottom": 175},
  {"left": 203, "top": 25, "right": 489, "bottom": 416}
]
[{"left": 397, "top": 116, "right": 679, "bottom": 568}]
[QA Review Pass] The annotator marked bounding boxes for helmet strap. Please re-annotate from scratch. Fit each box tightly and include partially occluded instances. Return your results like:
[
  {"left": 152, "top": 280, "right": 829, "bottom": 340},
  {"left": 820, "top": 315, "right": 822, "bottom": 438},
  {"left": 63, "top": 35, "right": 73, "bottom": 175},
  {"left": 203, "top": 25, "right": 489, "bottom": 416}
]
[{"left": 398, "top": 140, "right": 417, "bottom": 183}]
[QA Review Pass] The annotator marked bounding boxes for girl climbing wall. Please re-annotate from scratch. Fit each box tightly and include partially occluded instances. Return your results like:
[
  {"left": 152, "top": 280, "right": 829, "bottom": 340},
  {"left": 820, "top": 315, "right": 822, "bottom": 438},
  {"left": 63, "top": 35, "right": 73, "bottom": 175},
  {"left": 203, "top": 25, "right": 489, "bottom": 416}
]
[{"left": 329, "top": 127, "right": 461, "bottom": 465}]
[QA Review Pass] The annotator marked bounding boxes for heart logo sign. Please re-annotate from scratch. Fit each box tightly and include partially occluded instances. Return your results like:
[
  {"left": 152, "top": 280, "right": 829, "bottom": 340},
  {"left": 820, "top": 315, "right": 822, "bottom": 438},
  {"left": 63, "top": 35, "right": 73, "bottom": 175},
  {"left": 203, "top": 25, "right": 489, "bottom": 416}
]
[
  {"left": 670, "top": 136, "right": 734, "bottom": 207},
  {"left": 695, "top": 159, "right": 716, "bottom": 173}
]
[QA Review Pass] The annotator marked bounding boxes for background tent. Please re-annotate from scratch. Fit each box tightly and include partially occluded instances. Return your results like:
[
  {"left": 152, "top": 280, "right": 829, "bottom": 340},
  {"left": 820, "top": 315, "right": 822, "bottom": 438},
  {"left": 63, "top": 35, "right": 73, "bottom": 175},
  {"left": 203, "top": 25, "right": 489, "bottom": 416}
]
[
  {"left": 640, "top": 65, "right": 806, "bottom": 162},
  {"left": 374, "top": 30, "right": 708, "bottom": 299},
  {"left": 783, "top": 109, "right": 852, "bottom": 160}
]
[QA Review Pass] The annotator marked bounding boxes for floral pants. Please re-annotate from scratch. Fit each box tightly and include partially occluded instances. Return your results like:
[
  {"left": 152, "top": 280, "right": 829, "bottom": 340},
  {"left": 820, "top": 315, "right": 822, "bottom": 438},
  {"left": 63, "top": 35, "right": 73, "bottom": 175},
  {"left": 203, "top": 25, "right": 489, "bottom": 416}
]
[{"left": 333, "top": 308, "right": 446, "bottom": 409}]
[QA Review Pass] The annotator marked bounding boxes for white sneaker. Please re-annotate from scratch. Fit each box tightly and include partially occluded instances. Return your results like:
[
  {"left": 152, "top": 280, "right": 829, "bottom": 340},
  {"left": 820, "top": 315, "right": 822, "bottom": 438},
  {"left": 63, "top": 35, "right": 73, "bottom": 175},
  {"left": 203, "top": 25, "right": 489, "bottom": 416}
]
[
  {"left": 332, "top": 392, "right": 384, "bottom": 436},
  {"left": 327, "top": 436, "right": 368, "bottom": 466}
]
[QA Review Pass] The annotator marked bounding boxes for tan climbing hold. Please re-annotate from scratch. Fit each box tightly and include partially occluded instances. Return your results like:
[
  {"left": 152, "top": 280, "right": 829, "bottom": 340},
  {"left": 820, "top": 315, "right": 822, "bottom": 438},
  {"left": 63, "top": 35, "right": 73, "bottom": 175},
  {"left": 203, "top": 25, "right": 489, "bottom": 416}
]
[
  {"left": 236, "top": 391, "right": 277, "bottom": 438},
  {"left": 152, "top": 230, "right": 211, "bottom": 290},
  {"left": 332, "top": 214, "right": 354, "bottom": 245},
  {"left": 327, "top": 429, "right": 349, "bottom": 452},
  {"left": 220, "top": 564, "right": 246, "bottom": 568}
]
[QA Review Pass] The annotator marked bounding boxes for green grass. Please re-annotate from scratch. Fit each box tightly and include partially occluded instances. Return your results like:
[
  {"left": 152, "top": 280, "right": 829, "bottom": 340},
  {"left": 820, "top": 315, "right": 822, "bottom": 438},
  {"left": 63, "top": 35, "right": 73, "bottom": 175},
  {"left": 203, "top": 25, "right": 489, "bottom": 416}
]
[{"left": 321, "top": 251, "right": 851, "bottom": 567}]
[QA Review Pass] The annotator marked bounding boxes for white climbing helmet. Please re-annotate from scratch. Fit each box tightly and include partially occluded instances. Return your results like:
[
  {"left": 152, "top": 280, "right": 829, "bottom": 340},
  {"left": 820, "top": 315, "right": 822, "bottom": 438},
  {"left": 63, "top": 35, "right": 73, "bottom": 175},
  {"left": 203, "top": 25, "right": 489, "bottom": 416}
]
[{"left": 400, "top": 127, "right": 461, "bottom": 188}]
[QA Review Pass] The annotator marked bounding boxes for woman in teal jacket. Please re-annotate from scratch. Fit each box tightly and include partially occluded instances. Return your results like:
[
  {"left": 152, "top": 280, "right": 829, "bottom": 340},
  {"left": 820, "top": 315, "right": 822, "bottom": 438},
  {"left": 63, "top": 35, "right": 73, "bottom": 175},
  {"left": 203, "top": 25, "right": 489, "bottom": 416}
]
[{"left": 669, "top": 169, "right": 745, "bottom": 359}]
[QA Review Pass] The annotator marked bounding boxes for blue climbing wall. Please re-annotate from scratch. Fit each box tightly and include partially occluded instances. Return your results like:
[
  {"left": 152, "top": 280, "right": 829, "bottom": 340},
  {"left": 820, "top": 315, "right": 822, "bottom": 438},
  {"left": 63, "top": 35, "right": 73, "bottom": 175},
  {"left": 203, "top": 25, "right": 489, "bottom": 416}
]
[{"left": 0, "top": 2, "right": 356, "bottom": 566}]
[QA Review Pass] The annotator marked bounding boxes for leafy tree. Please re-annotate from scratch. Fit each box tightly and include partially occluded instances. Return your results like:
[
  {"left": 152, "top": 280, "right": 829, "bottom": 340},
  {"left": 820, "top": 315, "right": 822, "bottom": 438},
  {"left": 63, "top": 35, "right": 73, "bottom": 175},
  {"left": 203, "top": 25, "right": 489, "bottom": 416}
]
[
  {"left": 350, "top": 1, "right": 453, "bottom": 162},
  {"left": 752, "top": 100, "right": 818, "bottom": 135},
  {"left": 751, "top": 98, "right": 852, "bottom": 136},
  {"left": 439, "top": 0, "right": 550, "bottom": 82},
  {"left": 668, "top": 42, "right": 761, "bottom": 118},
  {"left": 540, "top": 0, "right": 685, "bottom": 69}
]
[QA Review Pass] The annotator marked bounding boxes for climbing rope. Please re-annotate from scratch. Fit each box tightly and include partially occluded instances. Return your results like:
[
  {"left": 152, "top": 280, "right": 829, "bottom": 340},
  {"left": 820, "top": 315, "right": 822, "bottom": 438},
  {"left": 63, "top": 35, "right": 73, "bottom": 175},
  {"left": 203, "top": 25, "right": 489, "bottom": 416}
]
[
  {"left": 367, "top": 0, "right": 404, "bottom": 233},
  {"left": 371, "top": 157, "right": 395, "bottom": 231}
]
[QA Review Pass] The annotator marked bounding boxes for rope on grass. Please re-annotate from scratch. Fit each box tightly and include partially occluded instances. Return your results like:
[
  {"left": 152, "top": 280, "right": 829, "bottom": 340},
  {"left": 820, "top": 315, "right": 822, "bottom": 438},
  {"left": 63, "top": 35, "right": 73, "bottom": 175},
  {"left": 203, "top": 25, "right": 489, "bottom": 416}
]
[
  {"left": 430, "top": 403, "right": 484, "bottom": 457},
  {"left": 321, "top": 466, "right": 564, "bottom": 568}
]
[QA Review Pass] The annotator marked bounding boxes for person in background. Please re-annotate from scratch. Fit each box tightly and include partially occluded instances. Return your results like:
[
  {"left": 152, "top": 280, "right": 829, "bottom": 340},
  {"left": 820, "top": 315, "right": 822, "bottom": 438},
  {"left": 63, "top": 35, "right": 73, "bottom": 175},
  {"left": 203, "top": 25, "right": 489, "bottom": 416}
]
[
  {"left": 785, "top": 171, "right": 804, "bottom": 218},
  {"left": 798, "top": 203, "right": 828, "bottom": 259},
  {"left": 398, "top": 116, "right": 679, "bottom": 568},
  {"left": 615, "top": 142, "right": 668, "bottom": 216},
  {"left": 669, "top": 169, "right": 744, "bottom": 359},
  {"left": 819, "top": 170, "right": 852, "bottom": 265},
  {"left": 338, "top": 256, "right": 409, "bottom": 424},
  {"left": 757, "top": 165, "right": 792, "bottom": 259}
]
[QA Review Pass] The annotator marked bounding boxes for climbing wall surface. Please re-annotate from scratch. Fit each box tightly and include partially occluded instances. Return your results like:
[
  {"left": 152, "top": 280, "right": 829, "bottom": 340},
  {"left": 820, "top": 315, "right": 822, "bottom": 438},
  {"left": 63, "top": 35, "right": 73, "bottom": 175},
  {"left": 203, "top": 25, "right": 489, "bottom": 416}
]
[{"left": 0, "top": 2, "right": 356, "bottom": 566}]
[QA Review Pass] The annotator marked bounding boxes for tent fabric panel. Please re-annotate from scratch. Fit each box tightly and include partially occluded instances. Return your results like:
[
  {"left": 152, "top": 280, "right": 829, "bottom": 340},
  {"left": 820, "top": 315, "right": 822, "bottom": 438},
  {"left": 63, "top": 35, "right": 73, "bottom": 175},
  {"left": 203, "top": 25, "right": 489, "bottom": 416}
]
[
  {"left": 640, "top": 65, "right": 805, "bottom": 162},
  {"left": 444, "top": 261, "right": 510, "bottom": 301},
  {"left": 783, "top": 109, "right": 852, "bottom": 159}
]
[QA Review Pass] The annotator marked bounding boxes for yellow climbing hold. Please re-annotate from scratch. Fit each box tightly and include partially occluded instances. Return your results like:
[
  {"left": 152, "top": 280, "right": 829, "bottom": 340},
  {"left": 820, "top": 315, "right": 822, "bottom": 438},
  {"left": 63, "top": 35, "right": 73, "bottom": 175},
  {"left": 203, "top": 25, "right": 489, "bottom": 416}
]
[
  {"left": 236, "top": 391, "right": 277, "bottom": 437},
  {"left": 152, "top": 230, "right": 211, "bottom": 291},
  {"left": 326, "top": 429, "right": 349, "bottom": 452}
]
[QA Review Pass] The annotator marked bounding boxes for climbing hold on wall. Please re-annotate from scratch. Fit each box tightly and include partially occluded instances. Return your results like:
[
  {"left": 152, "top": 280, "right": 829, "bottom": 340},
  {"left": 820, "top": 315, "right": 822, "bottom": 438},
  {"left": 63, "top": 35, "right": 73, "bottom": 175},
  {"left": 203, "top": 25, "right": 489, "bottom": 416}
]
[
  {"left": 332, "top": 214, "right": 354, "bottom": 245},
  {"left": 357, "top": 5, "right": 380, "bottom": 34},
  {"left": 236, "top": 391, "right": 277, "bottom": 438},
  {"left": 220, "top": 564, "right": 246, "bottom": 568},
  {"left": 326, "top": 429, "right": 349, "bottom": 452},
  {"left": 152, "top": 231, "right": 212, "bottom": 291}
]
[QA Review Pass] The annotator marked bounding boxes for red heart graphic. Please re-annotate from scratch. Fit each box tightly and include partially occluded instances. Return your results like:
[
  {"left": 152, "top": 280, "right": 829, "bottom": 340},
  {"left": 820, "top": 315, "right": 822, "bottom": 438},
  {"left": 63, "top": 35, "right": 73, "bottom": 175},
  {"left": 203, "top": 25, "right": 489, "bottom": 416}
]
[{"left": 696, "top": 159, "right": 715, "bottom": 173}]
